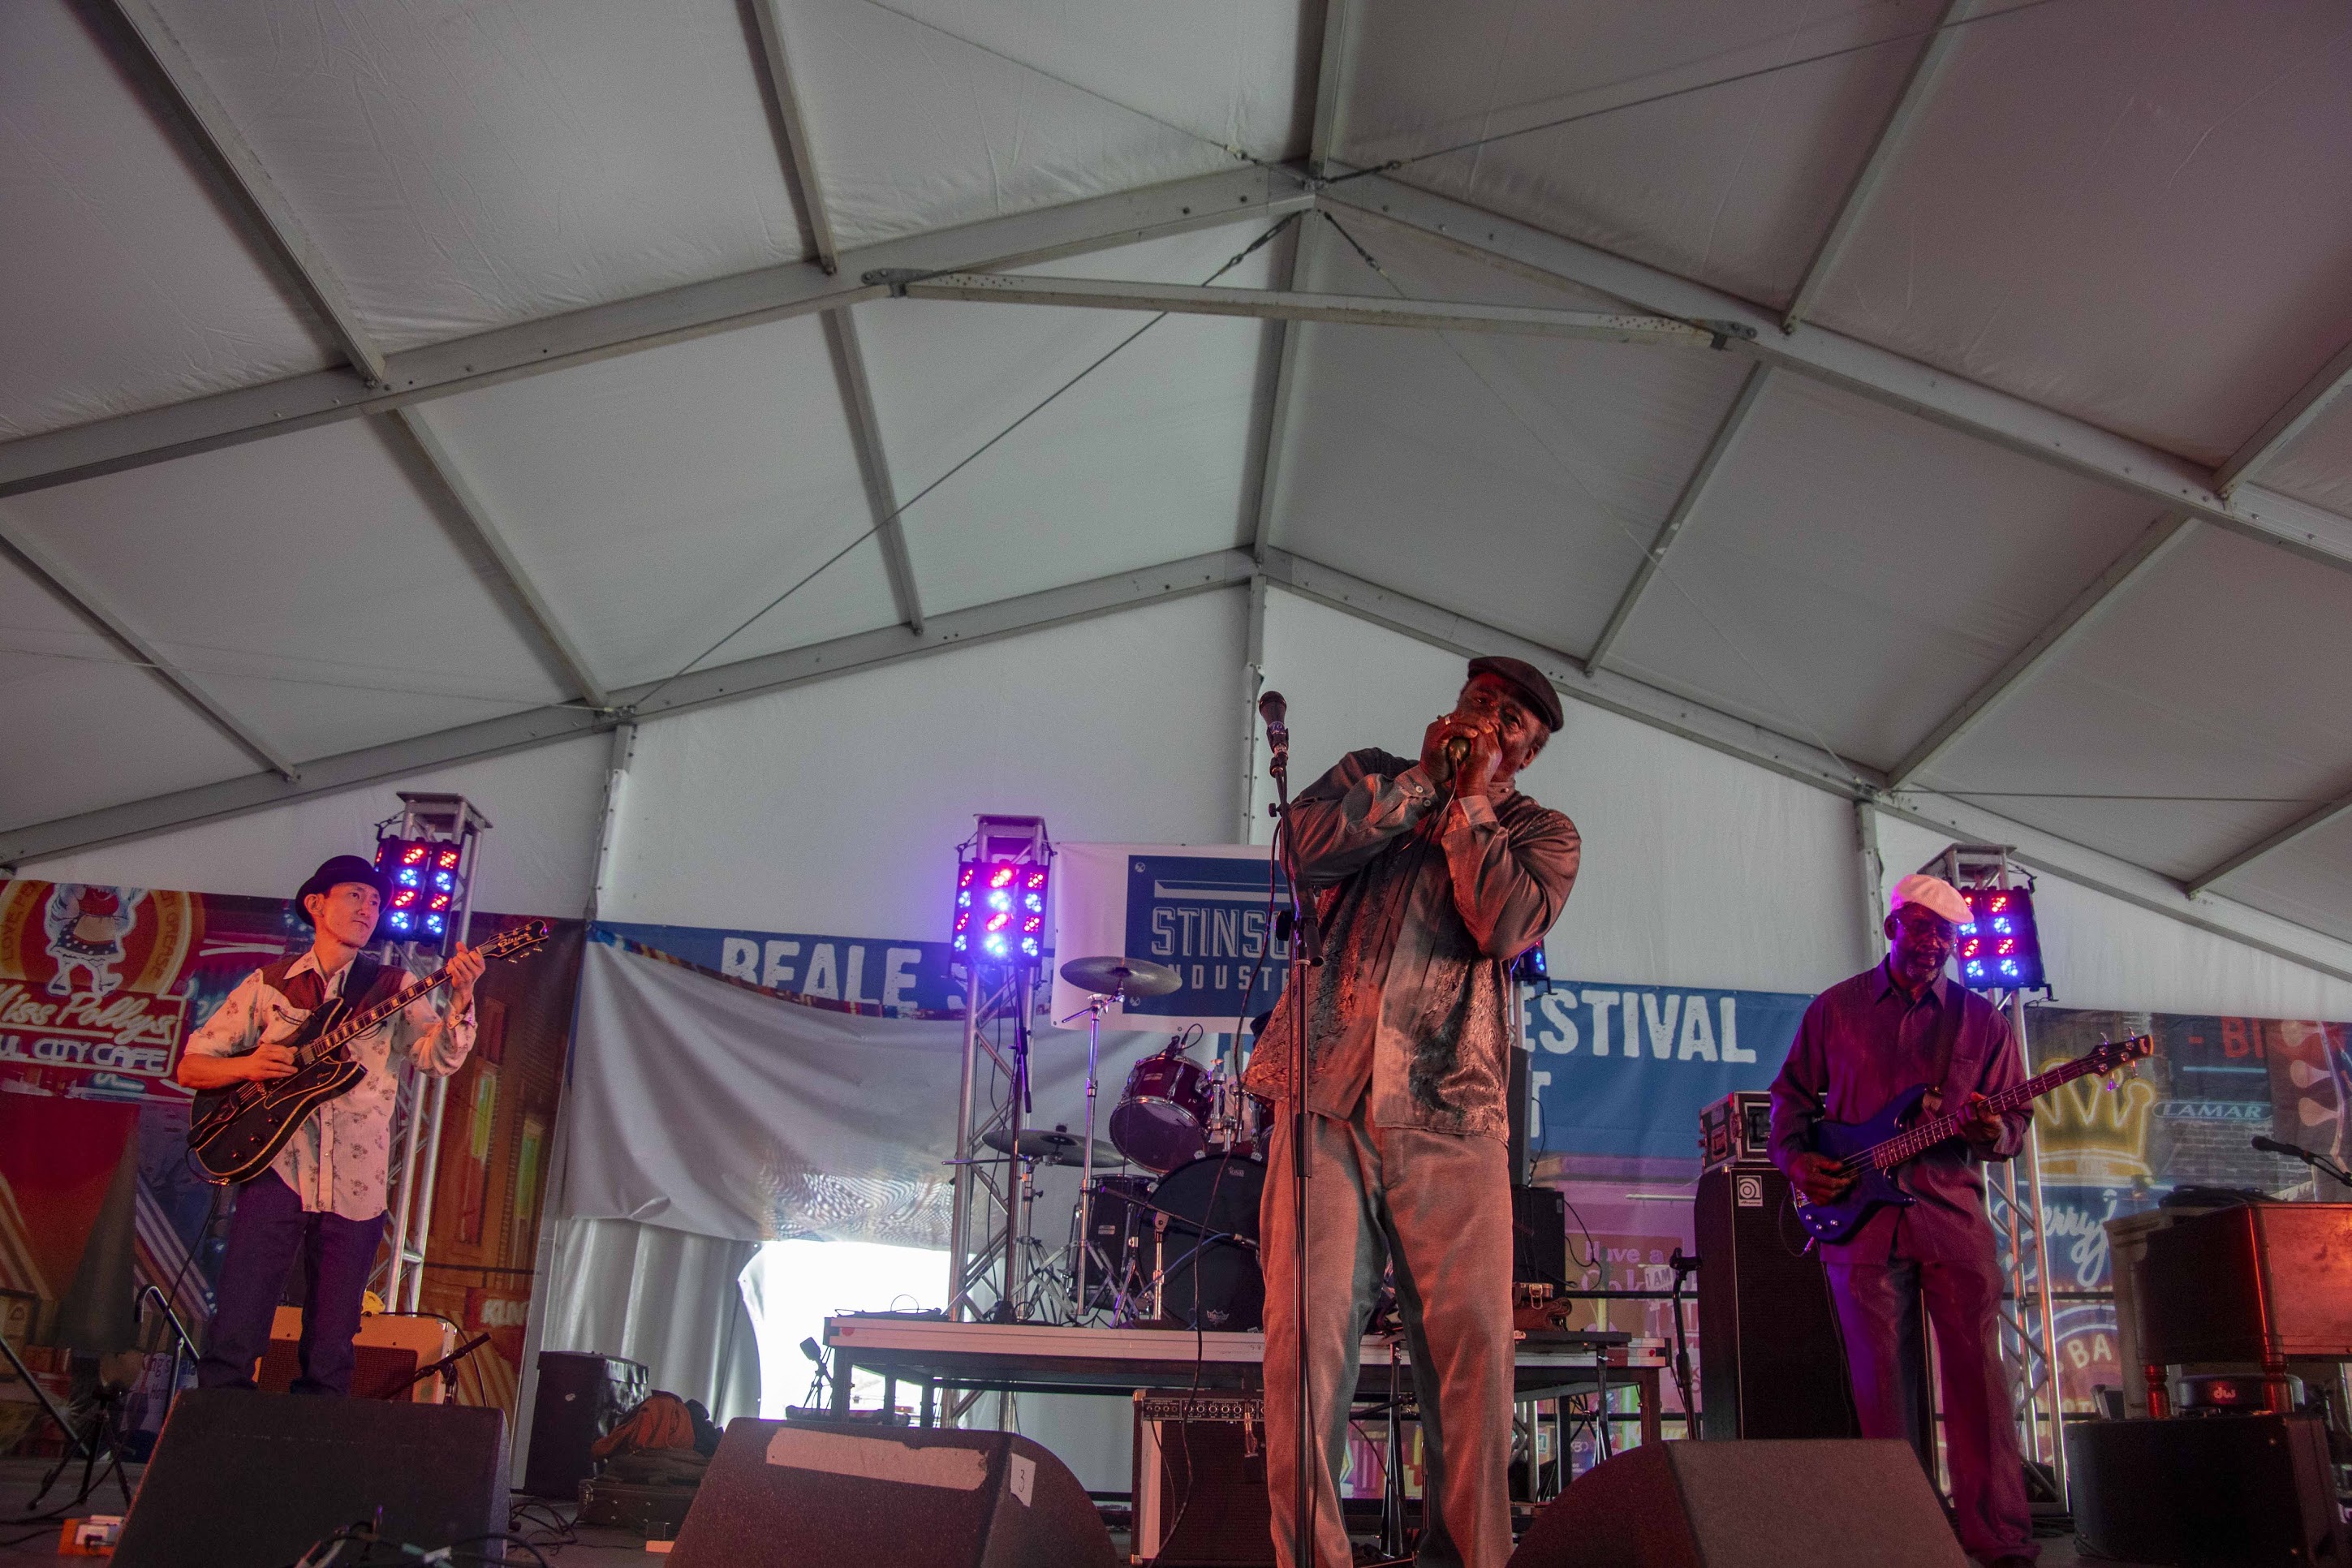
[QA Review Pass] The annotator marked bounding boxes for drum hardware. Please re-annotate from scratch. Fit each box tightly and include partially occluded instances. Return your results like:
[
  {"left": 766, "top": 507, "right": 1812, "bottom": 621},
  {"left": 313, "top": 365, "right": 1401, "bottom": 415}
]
[
  {"left": 1056, "top": 955, "right": 1182, "bottom": 1319},
  {"left": 980, "top": 1124, "right": 1122, "bottom": 1168}
]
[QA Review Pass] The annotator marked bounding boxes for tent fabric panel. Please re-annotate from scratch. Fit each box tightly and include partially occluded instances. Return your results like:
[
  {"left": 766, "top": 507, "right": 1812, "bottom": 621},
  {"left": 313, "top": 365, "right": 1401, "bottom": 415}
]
[
  {"left": 13, "top": 732, "right": 611, "bottom": 917},
  {"left": 2261, "top": 394, "right": 2352, "bottom": 518},
  {"left": 1919, "top": 524, "right": 2352, "bottom": 877},
  {"left": 2218, "top": 810, "right": 2352, "bottom": 950},
  {"left": 1806, "top": 0, "right": 2352, "bottom": 465},
  {"left": 1255, "top": 586, "right": 1872, "bottom": 995},
  {"left": 1270, "top": 326, "right": 1748, "bottom": 661},
  {"left": 770, "top": 0, "right": 1308, "bottom": 251},
  {"left": 0, "top": 419, "right": 571, "bottom": 763},
  {"left": 1331, "top": 0, "right": 1948, "bottom": 310},
  {"left": 0, "top": 0, "right": 338, "bottom": 441},
  {"left": 603, "top": 588, "right": 1248, "bottom": 942},
  {"left": 0, "top": 666, "right": 256, "bottom": 835},
  {"left": 1269, "top": 210, "right": 1755, "bottom": 656},
  {"left": 421, "top": 315, "right": 894, "bottom": 691},
  {"left": 860, "top": 224, "right": 1280, "bottom": 617},
  {"left": 1604, "top": 372, "right": 2157, "bottom": 769},
  {"left": 144, "top": 0, "right": 810, "bottom": 352}
]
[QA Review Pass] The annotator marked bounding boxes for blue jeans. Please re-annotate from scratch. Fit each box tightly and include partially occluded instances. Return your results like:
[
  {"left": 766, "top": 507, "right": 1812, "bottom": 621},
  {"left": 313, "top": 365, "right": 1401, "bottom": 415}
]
[{"left": 196, "top": 1171, "right": 386, "bottom": 1397}]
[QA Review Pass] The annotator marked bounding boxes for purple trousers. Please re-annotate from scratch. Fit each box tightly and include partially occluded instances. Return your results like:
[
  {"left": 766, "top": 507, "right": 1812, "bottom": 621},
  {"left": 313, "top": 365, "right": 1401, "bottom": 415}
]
[
  {"left": 196, "top": 1171, "right": 386, "bottom": 1397},
  {"left": 1826, "top": 1251, "right": 2036, "bottom": 1562}
]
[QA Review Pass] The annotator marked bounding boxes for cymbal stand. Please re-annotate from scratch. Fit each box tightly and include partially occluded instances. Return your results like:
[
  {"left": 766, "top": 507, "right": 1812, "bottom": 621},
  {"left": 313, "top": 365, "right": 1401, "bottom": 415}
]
[{"left": 1060, "top": 984, "right": 1126, "bottom": 1319}]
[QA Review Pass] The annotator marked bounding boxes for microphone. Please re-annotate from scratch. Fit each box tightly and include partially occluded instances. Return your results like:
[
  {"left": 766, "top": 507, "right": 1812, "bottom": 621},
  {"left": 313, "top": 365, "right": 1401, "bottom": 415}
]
[
  {"left": 2251, "top": 1135, "right": 2302, "bottom": 1158},
  {"left": 1445, "top": 735, "right": 1470, "bottom": 767},
  {"left": 1259, "top": 689, "right": 1290, "bottom": 773}
]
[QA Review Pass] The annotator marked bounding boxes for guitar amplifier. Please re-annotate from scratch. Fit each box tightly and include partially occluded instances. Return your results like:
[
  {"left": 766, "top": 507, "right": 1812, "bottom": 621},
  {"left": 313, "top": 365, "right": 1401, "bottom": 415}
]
[
  {"left": 1699, "top": 1092, "right": 1774, "bottom": 1172},
  {"left": 1693, "top": 1165, "right": 1861, "bottom": 1442},
  {"left": 1133, "top": 1392, "right": 1273, "bottom": 1566}
]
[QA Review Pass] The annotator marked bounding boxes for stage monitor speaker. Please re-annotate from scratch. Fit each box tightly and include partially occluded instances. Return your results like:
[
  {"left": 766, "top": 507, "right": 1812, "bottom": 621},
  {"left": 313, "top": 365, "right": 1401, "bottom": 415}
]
[
  {"left": 2066, "top": 1414, "right": 2348, "bottom": 1566},
  {"left": 524, "top": 1349, "right": 649, "bottom": 1497},
  {"left": 668, "top": 1415, "right": 1119, "bottom": 1568},
  {"left": 1511, "top": 1184, "right": 1568, "bottom": 1288},
  {"left": 113, "top": 1387, "right": 506, "bottom": 1568},
  {"left": 1507, "top": 1439, "right": 1966, "bottom": 1568},
  {"left": 1691, "top": 1165, "right": 1860, "bottom": 1440}
]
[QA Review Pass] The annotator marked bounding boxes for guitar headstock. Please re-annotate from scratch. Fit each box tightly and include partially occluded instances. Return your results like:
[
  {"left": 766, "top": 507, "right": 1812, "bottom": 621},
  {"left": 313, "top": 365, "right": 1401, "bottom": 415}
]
[
  {"left": 480, "top": 920, "right": 553, "bottom": 963},
  {"left": 2086, "top": 1034, "right": 2155, "bottom": 1076}
]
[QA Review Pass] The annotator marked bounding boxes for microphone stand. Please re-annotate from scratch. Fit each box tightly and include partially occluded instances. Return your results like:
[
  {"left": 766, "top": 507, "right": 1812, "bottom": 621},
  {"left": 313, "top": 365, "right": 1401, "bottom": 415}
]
[
  {"left": 2255, "top": 1136, "right": 2352, "bottom": 1191},
  {"left": 1264, "top": 708, "right": 1323, "bottom": 1568}
]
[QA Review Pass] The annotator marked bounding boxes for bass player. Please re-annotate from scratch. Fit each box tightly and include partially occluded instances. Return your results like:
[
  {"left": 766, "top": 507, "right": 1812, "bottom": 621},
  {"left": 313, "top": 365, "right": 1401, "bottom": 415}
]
[
  {"left": 1768, "top": 872, "right": 2036, "bottom": 1568},
  {"left": 179, "top": 855, "right": 482, "bottom": 1396}
]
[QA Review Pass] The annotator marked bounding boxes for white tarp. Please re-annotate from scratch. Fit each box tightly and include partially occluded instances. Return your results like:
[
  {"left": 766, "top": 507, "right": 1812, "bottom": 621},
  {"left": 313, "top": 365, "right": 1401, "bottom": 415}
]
[{"left": 562, "top": 935, "right": 1168, "bottom": 1247}]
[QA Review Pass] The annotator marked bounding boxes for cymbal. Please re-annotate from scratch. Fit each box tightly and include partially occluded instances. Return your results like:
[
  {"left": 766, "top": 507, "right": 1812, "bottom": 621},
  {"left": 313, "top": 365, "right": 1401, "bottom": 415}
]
[
  {"left": 1059, "top": 954, "right": 1182, "bottom": 998},
  {"left": 982, "top": 1126, "right": 1122, "bottom": 1167}
]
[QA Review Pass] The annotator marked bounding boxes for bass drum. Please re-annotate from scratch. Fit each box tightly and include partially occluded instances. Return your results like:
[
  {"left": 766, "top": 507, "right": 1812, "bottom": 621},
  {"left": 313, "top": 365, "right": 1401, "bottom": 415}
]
[
  {"left": 1151, "top": 1154, "right": 1266, "bottom": 1332},
  {"left": 1109, "top": 1052, "right": 1213, "bottom": 1174}
]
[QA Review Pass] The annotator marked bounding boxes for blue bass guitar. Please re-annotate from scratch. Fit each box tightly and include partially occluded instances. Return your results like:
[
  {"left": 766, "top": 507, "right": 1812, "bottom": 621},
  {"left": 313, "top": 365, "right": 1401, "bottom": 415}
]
[{"left": 1791, "top": 1033, "right": 2152, "bottom": 1245}]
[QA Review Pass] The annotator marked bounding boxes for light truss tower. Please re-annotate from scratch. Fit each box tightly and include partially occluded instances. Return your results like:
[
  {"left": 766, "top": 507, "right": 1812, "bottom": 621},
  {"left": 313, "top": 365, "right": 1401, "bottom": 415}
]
[
  {"left": 945, "top": 815, "right": 1052, "bottom": 1339},
  {"left": 375, "top": 792, "right": 491, "bottom": 1313},
  {"left": 1932, "top": 843, "right": 2069, "bottom": 1508}
]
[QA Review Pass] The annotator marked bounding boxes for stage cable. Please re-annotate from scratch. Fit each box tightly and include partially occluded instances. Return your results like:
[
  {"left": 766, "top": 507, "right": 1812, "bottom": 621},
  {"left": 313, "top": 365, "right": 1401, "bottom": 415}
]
[
  {"left": 632, "top": 209, "right": 1306, "bottom": 713},
  {"left": 1319, "top": 0, "right": 2080, "bottom": 187}
]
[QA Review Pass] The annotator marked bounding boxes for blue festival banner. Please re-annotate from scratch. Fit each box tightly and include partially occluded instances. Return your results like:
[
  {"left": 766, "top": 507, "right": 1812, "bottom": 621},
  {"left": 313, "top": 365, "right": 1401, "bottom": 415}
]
[
  {"left": 1523, "top": 982, "right": 1811, "bottom": 1159},
  {"left": 597, "top": 921, "right": 962, "bottom": 1016}
]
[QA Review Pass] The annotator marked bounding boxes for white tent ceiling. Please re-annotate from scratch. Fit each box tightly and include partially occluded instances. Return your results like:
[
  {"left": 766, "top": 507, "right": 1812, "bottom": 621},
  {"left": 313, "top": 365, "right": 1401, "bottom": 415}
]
[{"left": 5, "top": 0, "right": 2352, "bottom": 967}]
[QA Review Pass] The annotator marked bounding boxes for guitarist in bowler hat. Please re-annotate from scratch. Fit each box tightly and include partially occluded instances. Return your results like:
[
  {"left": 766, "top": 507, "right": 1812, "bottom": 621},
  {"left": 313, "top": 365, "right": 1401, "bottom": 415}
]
[
  {"left": 1768, "top": 873, "right": 2036, "bottom": 1568},
  {"left": 179, "top": 855, "right": 483, "bottom": 1396}
]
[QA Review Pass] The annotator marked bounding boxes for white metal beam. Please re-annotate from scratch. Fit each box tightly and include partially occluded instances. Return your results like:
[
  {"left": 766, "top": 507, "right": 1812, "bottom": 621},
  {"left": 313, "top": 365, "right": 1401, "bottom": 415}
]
[
  {"left": 2185, "top": 787, "right": 2352, "bottom": 898},
  {"left": 0, "top": 550, "right": 1256, "bottom": 866},
  {"left": 1586, "top": 363, "right": 1771, "bottom": 670},
  {"left": 1887, "top": 512, "right": 2196, "bottom": 789},
  {"left": 104, "top": 0, "right": 387, "bottom": 386},
  {"left": 0, "top": 166, "right": 1310, "bottom": 501},
  {"left": 1321, "top": 175, "right": 2352, "bottom": 577},
  {"left": 747, "top": 0, "right": 924, "bottom": 632},
  {"left": 1241, "top": 219, "right": 1310, "bottom": 562},
  {"left": 2214, "top": 335, "right": 2352, "bottom": 497},
  {"left": 888, "top": 272, "right": 1723, "bottom": 345},
  {"left": 387, "top": 408, "right": 614, "bottom": 709},
  {"left": 1308, "top": 0, "right": 1353, "bottom": 179},
  {"left": 0, "top": 523, "right": 297, "bottom": 780},
  {"left": 1781, "top": 0, "right": 1975, "bottom": 334},
  {"left": 1255, "top": 549, "right": 2352, "bottom": 986}
]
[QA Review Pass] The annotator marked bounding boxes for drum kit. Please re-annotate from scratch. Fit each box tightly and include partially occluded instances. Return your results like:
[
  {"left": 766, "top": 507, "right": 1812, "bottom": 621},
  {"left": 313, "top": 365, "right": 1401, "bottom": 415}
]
[{"left": 994, "top": 953, "right": 1273, "bottom": 1330}]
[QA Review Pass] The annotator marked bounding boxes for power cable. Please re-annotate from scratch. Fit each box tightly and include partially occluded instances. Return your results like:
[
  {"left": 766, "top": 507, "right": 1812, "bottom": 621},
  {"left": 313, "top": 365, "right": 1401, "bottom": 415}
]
[
  {"left": 635, "top": 209, "right": 1305, "bottom": 709},
  {"left": 1322, "top": 0, "right": 2079, "bottom": 186}
]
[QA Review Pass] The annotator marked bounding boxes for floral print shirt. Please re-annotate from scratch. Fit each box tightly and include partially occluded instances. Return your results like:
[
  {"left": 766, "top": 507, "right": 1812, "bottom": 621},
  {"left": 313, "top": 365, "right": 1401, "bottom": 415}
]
[{"left": 183, "top": 948, "right": 475, "bottom": 1221}]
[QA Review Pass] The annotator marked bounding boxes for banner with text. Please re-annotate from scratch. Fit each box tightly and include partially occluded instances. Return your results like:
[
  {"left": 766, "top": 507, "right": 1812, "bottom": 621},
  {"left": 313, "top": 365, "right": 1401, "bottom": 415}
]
[
  {"left": 1525, "top": 981, "right": 1807, "bottom": 1160},
  {"left": 1050, "top": 843, "right": 1292, "bottom": 1034}
]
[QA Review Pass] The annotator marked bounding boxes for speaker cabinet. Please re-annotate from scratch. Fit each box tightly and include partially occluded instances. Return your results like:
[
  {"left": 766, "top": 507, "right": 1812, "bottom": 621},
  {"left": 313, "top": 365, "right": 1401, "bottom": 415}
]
[
  {"left": 523, "top": 1349, "right": 648, "bottom": 1498},
  {"left": 1511, "top": 1184, "right": 1568, "bottom": 1288},
  {"left": 1133, "top": 1393, "right": 1273, "bottom": 1566},
  {"left": 1691, "top": 1166, "right": 1859, "bottom": 1441},
  {"left": 669, "top": 1416, "right": 1118, "bottom": 1568},
  {"left": 113, "top": 1388, "right": 506, "bottom": 1568},
  {"left": 2067, "top": 1414, "right": 2349, "bottom": 1566},
  {"left": 1508, "top": 1440, "right": 1966, "bottom": 1568}
]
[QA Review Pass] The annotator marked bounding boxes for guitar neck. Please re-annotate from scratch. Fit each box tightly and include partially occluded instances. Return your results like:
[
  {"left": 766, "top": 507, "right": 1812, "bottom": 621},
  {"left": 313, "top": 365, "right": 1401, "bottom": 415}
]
[
  {"left": 1863, "top": 1053, "right": 2112, "bottom": 1171},
  {"left": 308, "top": 964, "right": 454, "bottom": 1057}
]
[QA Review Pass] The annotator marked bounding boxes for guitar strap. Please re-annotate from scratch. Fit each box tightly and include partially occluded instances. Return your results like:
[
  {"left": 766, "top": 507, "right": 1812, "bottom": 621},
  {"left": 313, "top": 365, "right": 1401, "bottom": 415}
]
[{"left": 1928, "top": 980, "right": 1971, "bottom": 1111}]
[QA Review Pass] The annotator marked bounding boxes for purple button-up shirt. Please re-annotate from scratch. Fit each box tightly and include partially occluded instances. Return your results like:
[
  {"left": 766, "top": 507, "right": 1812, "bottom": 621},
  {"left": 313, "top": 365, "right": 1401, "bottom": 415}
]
[{"left": 1767, "top": 962, "right": 2030, "bottom": 1263}]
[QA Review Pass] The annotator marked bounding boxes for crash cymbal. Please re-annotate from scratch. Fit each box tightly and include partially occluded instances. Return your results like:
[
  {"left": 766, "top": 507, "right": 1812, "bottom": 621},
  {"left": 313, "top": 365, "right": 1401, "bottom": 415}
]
[
  {"left": 982, "top": 1125, "right": 1122, "bottom": 1167},
  {"left": 1059, "top": 954, "right": 1182, "bottom": 998}
]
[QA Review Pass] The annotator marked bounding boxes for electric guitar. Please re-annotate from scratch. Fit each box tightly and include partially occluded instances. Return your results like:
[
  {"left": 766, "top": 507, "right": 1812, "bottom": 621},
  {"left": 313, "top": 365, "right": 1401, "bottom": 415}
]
[
  {"left": 1791, "top": 1033, "right": 2152, "bottom": 1244},
  {"left": 186, "top": 921, "right": 551, "bottom": 1186}
]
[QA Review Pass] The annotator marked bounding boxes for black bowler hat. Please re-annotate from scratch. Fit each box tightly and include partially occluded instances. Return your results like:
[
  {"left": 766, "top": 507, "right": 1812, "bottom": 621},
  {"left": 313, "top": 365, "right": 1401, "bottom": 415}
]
[
  {"left": 295, "top": 854, "right": 388, "bottom": 912},
  {"left": 1467, "top": 655, "right": 1564, "bottom": 733}
]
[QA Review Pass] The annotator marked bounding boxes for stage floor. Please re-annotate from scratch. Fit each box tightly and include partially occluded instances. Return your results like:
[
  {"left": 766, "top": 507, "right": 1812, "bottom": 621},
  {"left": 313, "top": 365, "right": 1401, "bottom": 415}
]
[{"left": 0, "top": 1458, "right": 2150, "bottom": 1566}]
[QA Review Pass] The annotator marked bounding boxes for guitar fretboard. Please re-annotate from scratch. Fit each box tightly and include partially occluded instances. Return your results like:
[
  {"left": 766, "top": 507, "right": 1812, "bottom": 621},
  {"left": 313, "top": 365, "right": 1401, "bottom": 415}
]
[
  {"left": 289, "top": 924, "right": 542, "bottom": 1067},
  {"left": 1858, "top": 1038, "right": 2148, "bottom": 1171}
]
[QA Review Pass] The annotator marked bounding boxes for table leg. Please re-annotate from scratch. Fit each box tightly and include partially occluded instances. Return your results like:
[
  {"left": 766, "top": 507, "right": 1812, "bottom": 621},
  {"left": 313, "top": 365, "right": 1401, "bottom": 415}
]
[
  {"left": 1635, "top": 1368, "right": 1661, "bottom": 1447},
  {"left": 884, "top": 1373, "right": 898, "bottom": 1419},
  {"left": 830, "top": 1354, "right": 854, "bottom": 1415},
  {"left": 923, "top": 1380, "right": 937, "bottom": 1428},
  {"left": 1595, "top": 1360, "right": 1611, "bottom": 1462}
]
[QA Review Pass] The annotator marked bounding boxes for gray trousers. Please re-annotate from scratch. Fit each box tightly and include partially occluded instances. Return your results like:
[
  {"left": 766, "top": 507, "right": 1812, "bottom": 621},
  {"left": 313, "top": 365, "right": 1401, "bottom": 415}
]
[
  {"left": 1260, "top": 1101, "right": 1514, "bottom": 1568},
  {"left": 1827, "top": 1252, "right": 2037, "bottom": 1562}
]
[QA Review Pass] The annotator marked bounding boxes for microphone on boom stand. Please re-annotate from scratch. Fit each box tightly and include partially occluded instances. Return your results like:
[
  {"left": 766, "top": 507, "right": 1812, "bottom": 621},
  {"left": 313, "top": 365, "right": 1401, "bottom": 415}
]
[
  {"left": 1258, "top": 690, "right": 1288, "bottom": 776},
  {"left": 2252, "top": 1134, "right": 2352, "bottom": 1189}
]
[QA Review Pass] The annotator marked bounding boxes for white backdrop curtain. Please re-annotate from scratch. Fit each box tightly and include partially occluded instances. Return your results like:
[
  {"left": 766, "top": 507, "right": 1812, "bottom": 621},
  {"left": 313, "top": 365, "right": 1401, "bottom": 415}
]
[{"left": 538, "top": 1216, "right": 761, "bottom": 1422}]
